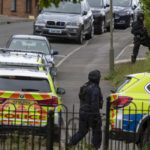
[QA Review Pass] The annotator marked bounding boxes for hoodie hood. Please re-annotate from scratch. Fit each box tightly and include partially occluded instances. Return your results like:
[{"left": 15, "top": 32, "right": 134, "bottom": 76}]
[
  {"left": 88, "top": 70, "right": 101, "bottom": 84},
  {"left": 137, "top": 13, "right": 144, "bottom": 23}
]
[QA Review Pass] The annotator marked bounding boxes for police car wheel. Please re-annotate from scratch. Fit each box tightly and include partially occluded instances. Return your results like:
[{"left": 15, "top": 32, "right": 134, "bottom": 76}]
[{"left": 141, "top": 127, "right": 150, "bottom": 147}]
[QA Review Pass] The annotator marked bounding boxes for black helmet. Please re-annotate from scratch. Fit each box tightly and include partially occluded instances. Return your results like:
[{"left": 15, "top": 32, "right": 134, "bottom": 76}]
[{"left": 88, "top": 70, "right": 101, "bottom": 84}]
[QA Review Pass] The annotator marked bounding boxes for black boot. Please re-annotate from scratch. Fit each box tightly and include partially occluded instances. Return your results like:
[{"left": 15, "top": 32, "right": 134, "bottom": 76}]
[{"left": 131, "top": 55, "right": 136, "bottom": 63}]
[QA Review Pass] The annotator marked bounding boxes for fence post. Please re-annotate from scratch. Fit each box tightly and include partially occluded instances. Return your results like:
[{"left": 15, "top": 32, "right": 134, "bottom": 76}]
[
  {"left": 103, "top": 97, "right": 110, "bottom": 150},
  {"left": 46, "top": 110, "right": 54, "bottom": 150}
]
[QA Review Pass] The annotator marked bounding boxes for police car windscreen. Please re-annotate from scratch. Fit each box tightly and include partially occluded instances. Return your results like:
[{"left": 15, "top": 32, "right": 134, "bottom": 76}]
[{"left": 0, "top": 76, "right": 51, "bottom": 92}]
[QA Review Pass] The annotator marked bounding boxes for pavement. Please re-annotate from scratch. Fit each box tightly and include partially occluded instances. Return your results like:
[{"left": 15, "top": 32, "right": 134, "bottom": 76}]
[
  {"left": 0, "top": 15, "right": 33, "bottom": 25},
  {"left": 115, "top": 43, "right": 149, "bottom": 64}
]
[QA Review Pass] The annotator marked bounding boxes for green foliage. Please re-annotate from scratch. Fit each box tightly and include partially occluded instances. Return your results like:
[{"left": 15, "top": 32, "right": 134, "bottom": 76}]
[
  {"left": 105, "top": 53, "right": 150, "bottom": 88},
  {"left": 140, "top": 0, "right": 150, "bottom": 35},
  {"left": 38, "top": 0, "right": 82, "bottom": 10}
]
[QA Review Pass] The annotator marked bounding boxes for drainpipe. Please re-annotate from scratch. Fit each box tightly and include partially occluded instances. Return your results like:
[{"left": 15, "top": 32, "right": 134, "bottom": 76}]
[{"left": 1, "top": 0, "right": 3, "bottom": 14}]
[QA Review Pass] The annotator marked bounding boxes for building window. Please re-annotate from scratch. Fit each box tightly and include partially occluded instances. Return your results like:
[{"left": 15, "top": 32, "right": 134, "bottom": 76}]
[
  {"left": 11, "top": 0, "right": 16, "bottom": 12},
  {"left": 26, "top": 0, "right": 32, "bottom": 13}
]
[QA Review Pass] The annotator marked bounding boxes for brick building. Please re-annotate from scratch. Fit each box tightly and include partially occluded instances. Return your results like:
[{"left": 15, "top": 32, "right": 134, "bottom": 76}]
[{"left": 0, "top": 0, "right": 39, "bottom": 18}]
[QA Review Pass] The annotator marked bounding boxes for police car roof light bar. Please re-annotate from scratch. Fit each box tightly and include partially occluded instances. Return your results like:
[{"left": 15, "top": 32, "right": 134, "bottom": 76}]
[
  {"left": 0, "top": 61, "right": 51, "bottom": 68},
  {"left": 0, "top": 48, "right": 54, "bottom": 65}
]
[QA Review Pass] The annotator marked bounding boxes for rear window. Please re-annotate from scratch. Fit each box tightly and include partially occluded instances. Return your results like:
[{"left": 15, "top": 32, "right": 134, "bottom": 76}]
[
  {"left": 116, "top": 78, "right": 131, "bottom": 92},
  {"left": 0, "top": 76, "right": 51, "bottom": 92}
]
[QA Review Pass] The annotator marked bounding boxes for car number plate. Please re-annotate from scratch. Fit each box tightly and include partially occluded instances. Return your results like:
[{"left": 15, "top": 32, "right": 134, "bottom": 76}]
[
  {"left": 48, "top": 29, "right": 62, "bottom": 34},
  {"left": 12, "top": 100, "right": 34, "bottom": 105}
]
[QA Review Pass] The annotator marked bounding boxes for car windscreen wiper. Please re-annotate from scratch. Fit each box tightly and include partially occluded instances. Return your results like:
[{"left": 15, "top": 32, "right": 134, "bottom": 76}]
[{"left": 21, "top": 88, "right": 39, "bottom": 92}]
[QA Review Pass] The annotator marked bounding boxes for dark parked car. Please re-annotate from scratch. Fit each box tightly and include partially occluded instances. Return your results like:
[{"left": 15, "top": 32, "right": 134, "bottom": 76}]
[
  {"left": 33, "top": 0, "right": 94, "bottom": 44},
  {"left": 87, "top": 0, "right": 111, "bottom": 34},
  {"left": 113, "top": 0, "right": 138, "bottom": 28}
]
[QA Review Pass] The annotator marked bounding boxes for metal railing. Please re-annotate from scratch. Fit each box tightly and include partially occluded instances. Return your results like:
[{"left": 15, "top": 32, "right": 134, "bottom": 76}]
[
  {"left": 105, "top": 97, "right": 150, "bottom": 150},
  {"left": 0, "top": 102, "right": 149, "bottom": 150}
]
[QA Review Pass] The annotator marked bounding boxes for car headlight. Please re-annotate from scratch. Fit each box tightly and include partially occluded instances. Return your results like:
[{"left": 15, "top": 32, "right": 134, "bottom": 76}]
[
  {"left": 66, "top": 22, "right": 80, "bottom": 27},
  {"left": 35, "top": 19, "right": 46, "bottom": 25}
]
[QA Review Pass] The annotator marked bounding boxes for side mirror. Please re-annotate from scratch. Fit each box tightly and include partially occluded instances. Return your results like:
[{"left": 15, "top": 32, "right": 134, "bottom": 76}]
[
  {"left": 51, "top": 50, "right": 59, "bottom": 55},
  {"left": 106, "top": 4, "right": 110, "bottom": 7},
  {"left": 82, "top": 11, "right": 87, "bottom": 16},
  {"left": 132, "top": 5, "right": 137, "bottom": 10},
  {"left": 50, "top": 67, "right": 57, "bottom": 77},
  {"left": 56, "top": 88, "right": 65, "bottom": 95}
]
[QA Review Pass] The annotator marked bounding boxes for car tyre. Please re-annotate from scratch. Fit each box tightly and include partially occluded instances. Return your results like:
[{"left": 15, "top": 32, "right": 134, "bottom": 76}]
[
  {"left": 128, "top": 17, "right": 132, "bottom": 27},
  {"left": 85, "top": 24, "right": 94, "bottom": 40},
  {"left": 140, "top": 126, "right": 150, "bottom": 148},
  {"left": 97, "top": 20, "right": 105, "bottom": 34},
  {"left": 107, "top": 19, "right": 114, "bottom": 32},
  {"left": 76, "top": 30, "right": 83, "bottom": 44}
]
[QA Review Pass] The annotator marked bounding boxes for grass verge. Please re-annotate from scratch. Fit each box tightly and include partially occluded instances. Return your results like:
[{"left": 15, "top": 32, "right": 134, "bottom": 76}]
[{"left": 104, "top": 53, "right": 150, "bottom": 88}]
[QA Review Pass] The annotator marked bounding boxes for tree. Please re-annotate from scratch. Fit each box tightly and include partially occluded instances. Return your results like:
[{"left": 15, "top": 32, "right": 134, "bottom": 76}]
[
  {"left": 140, "top": 0, "right": 150, "bottom": 35},
  {"left": 39, "top": 0, "right": 82, "bottom": 9}
]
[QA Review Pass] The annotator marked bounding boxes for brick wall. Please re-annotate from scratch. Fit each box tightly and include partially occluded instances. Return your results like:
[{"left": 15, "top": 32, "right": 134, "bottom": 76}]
[{"left": 1, "top": 0, "right": 38, "bottom": 18}]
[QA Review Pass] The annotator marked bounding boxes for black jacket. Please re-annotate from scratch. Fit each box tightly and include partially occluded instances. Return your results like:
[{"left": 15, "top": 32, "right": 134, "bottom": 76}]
[
  {"left": 79, "top": 70, "right": 103, "bottom": 113},
  {"left": 131, "top": 13, "right": 148, "bottom": 40}
]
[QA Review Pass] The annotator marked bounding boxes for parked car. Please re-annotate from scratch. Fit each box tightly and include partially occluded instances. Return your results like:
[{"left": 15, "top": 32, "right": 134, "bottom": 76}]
[
  {"left": 109, "top": 72, "right": 150, "bottom": 146},
  {"left": 113, "top": 0, "right": 138, "bottom": 28},
  {"left": 87, "top": 0, "right": 111, "bottom": 34},
  {"left": 6, "top": 34, "right": 58, "bottom": 65},
  {"left": 33, "top": 0, "right": 94, "bottom": 44}
]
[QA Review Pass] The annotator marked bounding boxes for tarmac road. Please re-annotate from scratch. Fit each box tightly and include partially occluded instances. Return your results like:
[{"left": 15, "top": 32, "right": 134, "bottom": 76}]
[{"left": 0, "top": 21, "right": 134, "bottom": 112}]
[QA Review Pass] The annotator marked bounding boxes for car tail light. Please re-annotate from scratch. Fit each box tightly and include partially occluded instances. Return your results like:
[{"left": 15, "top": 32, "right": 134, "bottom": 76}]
[
  {"left": 36, "top": 96, "right": 58, "bottom": 106},
  {"left": 111, "top": 96, "right": 133, "bottom": 109},
  {"left": 0, "top": 98, "right": 7, "bottom": 104}
]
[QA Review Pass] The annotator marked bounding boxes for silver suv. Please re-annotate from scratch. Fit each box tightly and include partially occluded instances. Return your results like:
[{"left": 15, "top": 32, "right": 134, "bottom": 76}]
[{"left": 33, "top": 0, "right": 94, "bottom": 44}]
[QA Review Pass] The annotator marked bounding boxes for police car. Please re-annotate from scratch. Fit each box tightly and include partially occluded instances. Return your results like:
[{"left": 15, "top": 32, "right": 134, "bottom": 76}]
[
  {"left": 109, "top": 72, "right": 150, "bottom": 145},
  {"left": 0, "top": 55, "right": 65, "bottom": 140},
  {"left": 0, "top": 48, "right": 57, "bottom": 79}
]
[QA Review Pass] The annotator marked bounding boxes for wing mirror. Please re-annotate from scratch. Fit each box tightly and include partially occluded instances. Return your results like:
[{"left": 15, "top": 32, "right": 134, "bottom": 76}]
[
  {"left": 51, "top": 50, "right": 59, "bottom": 55},
  {"left": 106, "top": 4, "right": 110, "bottom": 7},
  {"left": 82, "top": 11, "right": 87, "bottom": 16},
  {"left": 56, "top": 88, "right": 65, "bottom": 95},
  {"left": 132, "top": 5, "right": 137, "bottom": 10},
  {"left": 50, "top": 67, "right": 57, "bottom": 77}
]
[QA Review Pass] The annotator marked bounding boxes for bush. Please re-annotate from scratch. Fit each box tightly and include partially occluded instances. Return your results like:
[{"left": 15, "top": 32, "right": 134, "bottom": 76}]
[
  {"left": 140, "top": 0, "right": 150, "bottom": 35},
  {"left": 105, "top": 53, "right": 150, "bottom": 88}
]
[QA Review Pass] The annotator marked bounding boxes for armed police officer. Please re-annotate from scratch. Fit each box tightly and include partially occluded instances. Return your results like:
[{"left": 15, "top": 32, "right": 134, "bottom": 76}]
[
  {"left": 68, "top": 70, "right": 103, "bottom": 150},
  {"left": 131, "top": 13, "right": 150, "bottom": 63}
]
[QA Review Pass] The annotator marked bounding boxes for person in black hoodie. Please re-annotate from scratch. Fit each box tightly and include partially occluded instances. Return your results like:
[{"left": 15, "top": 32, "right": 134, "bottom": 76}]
[
  {"left": 131, "top": 13, "right": 150, "bottom": 63},
  {"left": 68, "top": 70, "right": 103, "bottom": 150}
]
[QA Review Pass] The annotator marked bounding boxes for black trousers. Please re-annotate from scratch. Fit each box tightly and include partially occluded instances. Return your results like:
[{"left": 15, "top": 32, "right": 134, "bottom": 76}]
[
  {"left": 132, "top": 37, "right": 150, "bottom": 60},
  {"left": 69, "top": 111, "right": 102, "bottom": 148}
]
